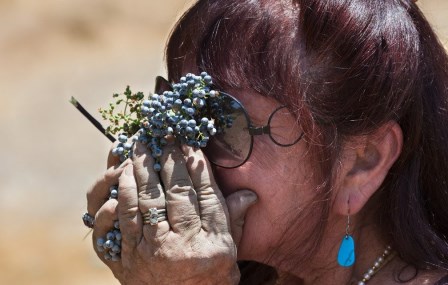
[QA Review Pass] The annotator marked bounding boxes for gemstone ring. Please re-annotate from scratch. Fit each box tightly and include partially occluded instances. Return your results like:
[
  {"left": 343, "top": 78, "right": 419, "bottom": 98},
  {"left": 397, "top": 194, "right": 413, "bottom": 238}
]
[{"left": 142, "top": 208, "right": 167, "bottom": 226}]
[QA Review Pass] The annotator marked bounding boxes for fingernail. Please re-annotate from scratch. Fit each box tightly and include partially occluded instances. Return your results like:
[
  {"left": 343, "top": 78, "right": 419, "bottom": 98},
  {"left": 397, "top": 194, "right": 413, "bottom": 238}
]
[
  {"left": 125, "top": 164, "right": 134, "bottom": 176},
  {"left": 241, "top": 190, "right": 258, "bottom": 205}
]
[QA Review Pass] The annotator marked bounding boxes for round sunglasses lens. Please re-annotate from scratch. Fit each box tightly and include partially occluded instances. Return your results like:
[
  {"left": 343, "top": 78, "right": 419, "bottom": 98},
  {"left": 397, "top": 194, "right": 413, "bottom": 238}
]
[
  {"left": 203, "top": 94, "right": 251, "bottom": 168},
  {"left": 269, "top": 106, "right": 303, "bottom": 146}
]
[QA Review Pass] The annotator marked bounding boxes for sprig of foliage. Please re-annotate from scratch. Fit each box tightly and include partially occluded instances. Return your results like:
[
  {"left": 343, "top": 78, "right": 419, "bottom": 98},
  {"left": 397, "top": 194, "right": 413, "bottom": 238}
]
[{"left": 98, "top": 86, "right": 145, "bottom": 136}]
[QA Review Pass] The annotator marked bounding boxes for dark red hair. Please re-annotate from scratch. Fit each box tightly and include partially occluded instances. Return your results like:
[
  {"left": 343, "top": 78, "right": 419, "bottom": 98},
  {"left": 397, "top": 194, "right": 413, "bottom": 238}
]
[{"left": 166, "top": 0, "right": 448, "bottom": 274}]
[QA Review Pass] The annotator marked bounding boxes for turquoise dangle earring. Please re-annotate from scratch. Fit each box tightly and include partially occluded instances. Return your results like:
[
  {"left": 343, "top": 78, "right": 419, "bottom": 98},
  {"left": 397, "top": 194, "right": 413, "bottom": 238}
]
[{"left": 337, "top": 205, "right": 355, "bottom": 267}]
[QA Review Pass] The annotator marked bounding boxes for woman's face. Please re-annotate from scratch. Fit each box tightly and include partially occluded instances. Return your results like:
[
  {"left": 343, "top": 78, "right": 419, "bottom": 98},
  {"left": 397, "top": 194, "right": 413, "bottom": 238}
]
[{"left": 211, "top": 89, "right": 320, "bottom": 264}]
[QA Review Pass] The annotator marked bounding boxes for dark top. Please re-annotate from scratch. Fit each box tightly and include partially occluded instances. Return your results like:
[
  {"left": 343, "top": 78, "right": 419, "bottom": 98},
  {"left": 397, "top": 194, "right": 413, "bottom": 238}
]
[{"left": 435, "top": 275, "right": 448, "bottom": 285}]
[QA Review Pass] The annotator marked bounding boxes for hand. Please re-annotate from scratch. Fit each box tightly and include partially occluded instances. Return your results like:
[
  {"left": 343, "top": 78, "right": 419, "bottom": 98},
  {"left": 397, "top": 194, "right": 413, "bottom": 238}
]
[{"left": 87, "top": 141, "right": 257, "bottom": 285}]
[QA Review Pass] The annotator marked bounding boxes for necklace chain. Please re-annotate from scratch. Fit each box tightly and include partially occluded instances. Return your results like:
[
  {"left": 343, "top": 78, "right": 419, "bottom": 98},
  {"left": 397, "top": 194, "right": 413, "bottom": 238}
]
[{"left": 356, "top": 245, "right": 396, "bottom": 285}]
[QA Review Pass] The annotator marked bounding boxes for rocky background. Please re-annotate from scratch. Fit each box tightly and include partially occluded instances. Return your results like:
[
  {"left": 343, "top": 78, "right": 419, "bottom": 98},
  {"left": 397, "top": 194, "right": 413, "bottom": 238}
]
[{"left": 0, "top": 1, "right": 446, "bottom": 284}]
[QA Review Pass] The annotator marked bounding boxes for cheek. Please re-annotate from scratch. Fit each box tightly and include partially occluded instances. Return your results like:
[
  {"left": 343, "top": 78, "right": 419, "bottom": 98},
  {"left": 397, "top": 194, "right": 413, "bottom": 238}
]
[
  {"left": 250, "top": 137, "right": 313, "bottom": 187},
  {"left": 237, "top": 176, "right": 313, "bottom": 262},
  {"left": 212, "top": 133, "right": 319, "bottom": 261},
  {"left": 233, "top": 144, "right": 318, "bottom": 261}
]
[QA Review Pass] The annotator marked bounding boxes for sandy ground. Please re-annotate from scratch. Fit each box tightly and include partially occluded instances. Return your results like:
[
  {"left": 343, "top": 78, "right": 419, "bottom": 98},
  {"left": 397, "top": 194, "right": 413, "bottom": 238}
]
[{"left": 0, "top": 1, "right": 446, "bottom": 284}]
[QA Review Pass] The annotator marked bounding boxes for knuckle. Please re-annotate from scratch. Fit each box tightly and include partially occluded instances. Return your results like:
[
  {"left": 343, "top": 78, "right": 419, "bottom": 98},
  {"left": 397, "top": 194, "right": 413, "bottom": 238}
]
[
  {"left": 119, "top": 205, "right": 139, "bottom": 220},
  {"left": 170, "top": 214, "right": 201, "bottom": 230},
  {"left": 139, "top": 184, "right": 163, "bottom": 199},
  {"left": 118, "top": 175, "right": 135, "bottom": 188},
  {"left": 86, "top": 186, "right": 95, "bottom": 200},
  {"left": 168, "top": 185, "right": 196, "bottom": 199},
  {"left": 137, "top": 180, "right": 149, "bottom": 192},
  {"left": 104, "top": 168, "right": 119, "bottom": 182},
  {"left": 100, "top": 199, "right": 118, "bottom": 216},
  {"left": 152, "top": 247, "right": 171, "bottom": 260},
  {"left": 86, "top": 178, "right": 105, "bottom": 201},
  {"left": 170, "top": 176, "right": 193, "bottom": 188}
]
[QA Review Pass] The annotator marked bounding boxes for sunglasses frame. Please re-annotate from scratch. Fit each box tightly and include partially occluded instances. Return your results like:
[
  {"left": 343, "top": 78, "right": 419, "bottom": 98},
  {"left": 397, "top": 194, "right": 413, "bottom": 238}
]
[{"left": 212, "top": 91, "right": 304, "bottom": 168}]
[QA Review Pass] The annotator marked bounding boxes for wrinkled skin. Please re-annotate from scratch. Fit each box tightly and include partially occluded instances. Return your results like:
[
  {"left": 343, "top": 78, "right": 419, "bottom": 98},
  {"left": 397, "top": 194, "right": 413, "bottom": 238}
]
[{"left": 86, "top": 141, "right": 257, "bottom": 285}]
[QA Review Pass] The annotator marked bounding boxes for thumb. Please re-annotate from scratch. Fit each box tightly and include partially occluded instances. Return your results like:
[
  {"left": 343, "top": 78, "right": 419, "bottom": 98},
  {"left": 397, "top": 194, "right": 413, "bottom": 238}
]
[{"left": 225, "top": 190, "right": 257, "bottom": 246}]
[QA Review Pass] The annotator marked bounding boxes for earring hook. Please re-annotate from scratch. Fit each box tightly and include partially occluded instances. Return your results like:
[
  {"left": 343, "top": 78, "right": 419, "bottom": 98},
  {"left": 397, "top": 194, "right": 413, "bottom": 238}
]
[{"left": 345, "top": 200, "right": 351, "bottom": 236}]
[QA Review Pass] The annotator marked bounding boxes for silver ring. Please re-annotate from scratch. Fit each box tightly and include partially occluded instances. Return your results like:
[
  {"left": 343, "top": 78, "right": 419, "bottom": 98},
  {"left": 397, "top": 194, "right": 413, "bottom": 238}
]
[
  {"left": 142, "top": 208, "right": 167, "bottom": 225},
  {"left": 82, "top": 212, "right": 95, "bottom": 228}
]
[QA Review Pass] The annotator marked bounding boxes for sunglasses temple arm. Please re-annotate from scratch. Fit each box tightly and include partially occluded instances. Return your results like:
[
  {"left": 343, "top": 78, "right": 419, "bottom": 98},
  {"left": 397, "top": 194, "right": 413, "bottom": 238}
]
[{"left": 69, "top": 96, "right": 116, "bottom": 143}]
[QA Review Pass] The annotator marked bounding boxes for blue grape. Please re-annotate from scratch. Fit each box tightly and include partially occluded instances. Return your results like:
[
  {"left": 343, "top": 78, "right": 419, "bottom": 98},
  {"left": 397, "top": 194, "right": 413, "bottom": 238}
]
[
  {"left": 112, "top": 245, "right": 121, "bottom": 253},
  {"left": 209, "top": 128, "right": 217, "bottom": 136},
  {"left": 96, "top": 238, "right": 105, "bottom": 247},
  {"left": 118, "top": 134, "right": 128, "bottom": 143},
  {"left": 183, "top": 98, "right": 192, "bottom": 106},
  {"left": 123, "top": 143, "right": 133, "bottom": 150},
  {"left": 104, "top": 240, "right": 114, "bottom": 249},
  {"left": 106, "top": 232, "right": 115, "bottom": 240},
  {"left": 110, "top": 189, "right": 118, "bottom": 199},
  {"left": 203, "top": 75, "right": 212, "bottom": 83},
  {"left": 153, "top": 163, "right": 162, "bottom": 172},
  {"left": 188, "top": 119, "right": 196, "bottom": 127}
]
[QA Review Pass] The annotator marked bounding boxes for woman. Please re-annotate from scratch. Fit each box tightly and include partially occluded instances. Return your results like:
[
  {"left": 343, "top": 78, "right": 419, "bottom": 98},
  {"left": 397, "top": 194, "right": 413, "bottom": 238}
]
[{"left": 85, "top": 0, "right": 448, "bottom": 284}]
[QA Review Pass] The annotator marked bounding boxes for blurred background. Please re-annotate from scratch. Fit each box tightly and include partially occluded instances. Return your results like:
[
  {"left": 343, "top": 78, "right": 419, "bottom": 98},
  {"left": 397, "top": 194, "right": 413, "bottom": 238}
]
[{"left": 0, "top": 0, "right": 446, "bottom": 284}]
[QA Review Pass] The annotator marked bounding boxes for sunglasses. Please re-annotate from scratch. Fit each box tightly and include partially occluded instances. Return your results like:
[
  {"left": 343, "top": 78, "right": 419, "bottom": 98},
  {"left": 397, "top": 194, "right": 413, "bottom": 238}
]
[{"left": 70, "top": 76, "right": 304, "bottom": 169}]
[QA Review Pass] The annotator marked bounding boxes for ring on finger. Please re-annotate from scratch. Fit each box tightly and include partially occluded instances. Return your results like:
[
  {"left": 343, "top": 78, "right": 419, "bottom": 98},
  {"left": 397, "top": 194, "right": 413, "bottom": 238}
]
[
  {"left": 82, "top": 212, "right": 95, "bottom": 228},
  {"left": 142, "top": 208, "right": 167, "bottom": 225}
]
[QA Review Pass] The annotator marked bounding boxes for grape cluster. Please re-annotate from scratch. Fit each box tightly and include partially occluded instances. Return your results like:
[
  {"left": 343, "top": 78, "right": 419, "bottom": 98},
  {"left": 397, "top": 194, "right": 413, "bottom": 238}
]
[
  {"left": 111, "top": 134, "right": 135, "bottom": 165},
  {"left": 96, "top": 220, "right": 121, "bottom": 262},
  {"left": 111, "top": 72, "right": 233, "bottom": 171},
  {"left": 96, "top": 185, "right": 122, "bottom": 261}
]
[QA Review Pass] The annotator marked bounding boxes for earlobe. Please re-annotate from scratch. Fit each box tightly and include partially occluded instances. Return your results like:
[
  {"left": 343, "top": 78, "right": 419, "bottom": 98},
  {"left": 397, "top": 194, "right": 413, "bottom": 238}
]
[{"left": 333, "top": 121, "right": 403, "bottom": 216}]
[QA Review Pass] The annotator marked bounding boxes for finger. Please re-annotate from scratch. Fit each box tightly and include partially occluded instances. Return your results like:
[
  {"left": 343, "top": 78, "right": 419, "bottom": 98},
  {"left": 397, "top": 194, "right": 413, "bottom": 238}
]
[
  {"left": 133, "top": 142, "right": 169, "bottom": 239},
  {"left": 181, "top": 145, "right": 229, "bottom": 233},
  {"left": 92, "top": 199, "right": 122, "bottom": 269},
  {"left": 117, "top": 164, "right": 142, "bottom": 251},
  {"left": 87, "top": 160, "right": 131, "bottom": 216},
  {"left": 133, "top": 142, "right": 166, "bottom": 208},
  {"left": 107, "top": 142, "right": 121, "bottom": 168},
  {"left": 160, "top": 142, "right": 201, "bottom": 235},
  {"left": 225, "top": 190, "right": 257, "bottom": 246}
]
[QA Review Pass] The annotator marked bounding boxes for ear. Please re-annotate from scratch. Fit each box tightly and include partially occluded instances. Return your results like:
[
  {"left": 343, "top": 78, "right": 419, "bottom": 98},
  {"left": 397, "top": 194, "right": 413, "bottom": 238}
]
[{"left": 333, "top": 121, "right": 403, "bottom": 216}]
